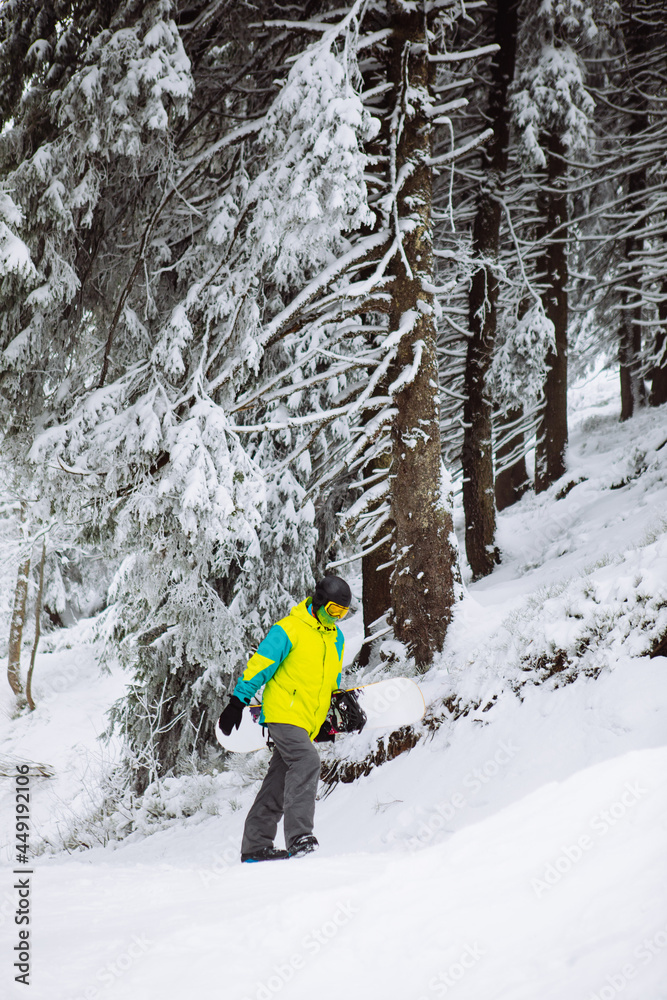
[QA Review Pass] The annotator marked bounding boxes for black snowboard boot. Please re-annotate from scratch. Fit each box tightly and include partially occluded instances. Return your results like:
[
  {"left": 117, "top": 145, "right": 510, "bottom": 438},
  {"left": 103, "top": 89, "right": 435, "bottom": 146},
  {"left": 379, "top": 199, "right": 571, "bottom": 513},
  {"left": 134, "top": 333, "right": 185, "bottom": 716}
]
[
  {"left": 289, "top": 835, "right": 319, "bottom": 858},
  {"left": 241, "top": 846, "right": 289, "bottom": 863}
]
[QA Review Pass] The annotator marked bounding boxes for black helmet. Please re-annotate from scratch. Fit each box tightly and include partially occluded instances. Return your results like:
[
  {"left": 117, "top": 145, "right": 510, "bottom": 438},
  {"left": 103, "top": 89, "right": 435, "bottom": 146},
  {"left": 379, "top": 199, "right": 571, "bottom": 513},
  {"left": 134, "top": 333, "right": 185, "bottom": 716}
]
[{"left": 312, "top": 575, "right": 351, "bottom": 611}]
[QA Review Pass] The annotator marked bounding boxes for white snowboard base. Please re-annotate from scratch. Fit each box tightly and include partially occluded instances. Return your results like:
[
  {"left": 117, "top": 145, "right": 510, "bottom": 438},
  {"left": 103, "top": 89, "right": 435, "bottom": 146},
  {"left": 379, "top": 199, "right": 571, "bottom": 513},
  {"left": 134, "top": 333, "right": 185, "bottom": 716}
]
[{"left": 352, "top": 676, "right": 425, "bottom": 731}]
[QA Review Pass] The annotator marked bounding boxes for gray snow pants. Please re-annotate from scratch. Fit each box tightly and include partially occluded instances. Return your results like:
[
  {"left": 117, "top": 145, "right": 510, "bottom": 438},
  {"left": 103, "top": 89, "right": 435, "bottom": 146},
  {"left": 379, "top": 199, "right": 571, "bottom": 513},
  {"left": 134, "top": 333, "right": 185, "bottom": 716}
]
[{"left": 241, "top": 722, "right": 321, "bottom": 854}]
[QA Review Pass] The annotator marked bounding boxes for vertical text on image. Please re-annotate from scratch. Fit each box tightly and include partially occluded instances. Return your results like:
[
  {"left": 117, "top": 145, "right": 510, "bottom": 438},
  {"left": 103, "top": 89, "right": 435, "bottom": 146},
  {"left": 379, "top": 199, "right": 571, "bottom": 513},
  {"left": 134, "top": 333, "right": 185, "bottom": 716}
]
[{"left": 13, "top": 764, "right": 32, "bottom": 985}]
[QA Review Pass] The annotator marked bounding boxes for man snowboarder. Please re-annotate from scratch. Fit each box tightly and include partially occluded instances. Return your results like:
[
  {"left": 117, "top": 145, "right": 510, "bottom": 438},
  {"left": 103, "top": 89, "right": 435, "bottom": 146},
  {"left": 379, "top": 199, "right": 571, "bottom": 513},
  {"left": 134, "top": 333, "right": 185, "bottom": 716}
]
[{"left": 217, "top": 575, "right": 352, "bottom": 863}]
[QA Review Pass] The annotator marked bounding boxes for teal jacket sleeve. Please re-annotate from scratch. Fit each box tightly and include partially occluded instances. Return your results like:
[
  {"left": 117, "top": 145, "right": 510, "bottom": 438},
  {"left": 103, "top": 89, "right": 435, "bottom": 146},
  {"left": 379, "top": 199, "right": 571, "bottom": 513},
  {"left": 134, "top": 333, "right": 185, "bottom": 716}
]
[{"left": 233, "top": 624, "right": 293, "bottom": 704}]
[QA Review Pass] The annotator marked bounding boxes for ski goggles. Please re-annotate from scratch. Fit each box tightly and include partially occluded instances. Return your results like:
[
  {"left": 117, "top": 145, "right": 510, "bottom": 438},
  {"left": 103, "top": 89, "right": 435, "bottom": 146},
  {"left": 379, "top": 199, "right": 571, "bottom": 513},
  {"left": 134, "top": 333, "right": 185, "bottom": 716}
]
[{"left": 323, "top": 600, "right": 350, "bottom": 620}]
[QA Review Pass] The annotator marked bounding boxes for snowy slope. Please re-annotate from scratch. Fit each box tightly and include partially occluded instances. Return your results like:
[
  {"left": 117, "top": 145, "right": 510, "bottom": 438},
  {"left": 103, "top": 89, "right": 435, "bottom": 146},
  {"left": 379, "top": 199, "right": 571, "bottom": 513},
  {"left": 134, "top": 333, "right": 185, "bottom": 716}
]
[{"left": 1, "top": 367, "right": 667, "bottom": 1000}]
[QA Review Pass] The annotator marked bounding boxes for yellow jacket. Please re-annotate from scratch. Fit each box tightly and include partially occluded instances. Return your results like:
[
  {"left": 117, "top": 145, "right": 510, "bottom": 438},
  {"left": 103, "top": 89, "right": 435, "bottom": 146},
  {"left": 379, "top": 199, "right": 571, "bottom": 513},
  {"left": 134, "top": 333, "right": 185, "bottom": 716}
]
[{"left": 233, "top": 599, "right": 344, "bottom": 739}]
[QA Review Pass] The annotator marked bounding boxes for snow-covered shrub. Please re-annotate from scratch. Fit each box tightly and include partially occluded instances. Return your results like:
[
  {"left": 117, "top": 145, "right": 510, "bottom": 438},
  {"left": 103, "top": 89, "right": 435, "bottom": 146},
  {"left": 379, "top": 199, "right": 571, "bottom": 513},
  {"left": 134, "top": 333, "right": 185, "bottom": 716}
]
[{"left": 448, "top": 534, "right": 667, "bottom": 696}]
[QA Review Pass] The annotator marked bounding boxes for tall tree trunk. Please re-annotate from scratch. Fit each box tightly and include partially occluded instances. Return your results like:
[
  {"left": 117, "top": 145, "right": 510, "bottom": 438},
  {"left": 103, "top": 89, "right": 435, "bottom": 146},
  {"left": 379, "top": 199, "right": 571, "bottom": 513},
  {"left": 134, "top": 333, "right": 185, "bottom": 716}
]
[
  {"left": 26, "top": 538, "right": 46, "bottom": 712},
  {"left": 7, "top": 502, "right": 30, "bottom": 702},
  {"left": 619, "top": 306, "right": 644, "bottom": 420},
  {"left": 649, "top": 278, "right": 667, "bottom": 407},
  {"left": 618, "top": 157, "right": 647, "bottom": 421},
  {"left": 619, "top": 3, "right": 651, "bottom": 420},
  {"left": 462, "top": 0, "right": 519, "bottom": 578},
  {"left": 387, "top": 4, "right": 458, "bottom": 668},
  {"left": 534, "top": 132, "right": 568, "bottom": 493},
  {"left": 495, "top": 404, "right": 530, "bottom": 511}
]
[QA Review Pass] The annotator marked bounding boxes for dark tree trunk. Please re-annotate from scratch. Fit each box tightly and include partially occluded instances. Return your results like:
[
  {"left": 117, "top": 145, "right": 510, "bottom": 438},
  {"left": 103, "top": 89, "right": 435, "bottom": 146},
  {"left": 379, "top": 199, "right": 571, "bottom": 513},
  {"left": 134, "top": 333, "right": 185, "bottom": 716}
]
[
  {"left": 358, "top": 534, "right": 393, "bottom": 668},
  {"left": 619, "top": 3, "right": 652, "bottom": 420},
  {"left": 387, "top": 4, "right": 458, "bottom": 668},
  {"left": 618, "top": 157, "right": 647, "bottom": 421},
  {"left": 649, "top": 279, "right": 667, "bottom": 406},
  {"left": 495, "top": 405, "right": 530, "bottom": 511},
  {"left": 534, "top": 132, "right": 568, "bottom": 493},
  {"left": 462, "top": 0, "right": 519, "bottom": 578},
  {"left": 619, "top": 306, "right": 644, "bottom": 421}
]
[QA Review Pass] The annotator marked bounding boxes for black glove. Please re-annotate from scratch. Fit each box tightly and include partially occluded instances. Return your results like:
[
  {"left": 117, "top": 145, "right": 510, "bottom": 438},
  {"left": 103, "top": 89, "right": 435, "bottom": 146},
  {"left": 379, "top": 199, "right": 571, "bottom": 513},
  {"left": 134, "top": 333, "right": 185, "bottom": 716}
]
[
  {"left": 314, "top": 717, "right": 337, "bottom": 743},
  {"left": 217, "top": 695, "right": 245, "bottom": 735}
]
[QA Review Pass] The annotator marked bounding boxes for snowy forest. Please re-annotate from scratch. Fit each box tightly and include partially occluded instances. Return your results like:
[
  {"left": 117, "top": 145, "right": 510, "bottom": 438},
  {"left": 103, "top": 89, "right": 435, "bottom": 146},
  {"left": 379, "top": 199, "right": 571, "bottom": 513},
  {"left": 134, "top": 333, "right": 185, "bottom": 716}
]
[{"left": 1, "top": 0, "right": 667, "bottom": 997}]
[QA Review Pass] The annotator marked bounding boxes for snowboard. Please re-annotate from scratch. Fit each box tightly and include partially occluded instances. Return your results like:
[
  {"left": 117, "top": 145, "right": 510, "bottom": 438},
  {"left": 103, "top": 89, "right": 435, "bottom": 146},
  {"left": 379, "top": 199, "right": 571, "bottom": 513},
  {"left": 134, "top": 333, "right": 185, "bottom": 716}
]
[{"left": 214, "top": 677, "right": 425, "bottom": 754}]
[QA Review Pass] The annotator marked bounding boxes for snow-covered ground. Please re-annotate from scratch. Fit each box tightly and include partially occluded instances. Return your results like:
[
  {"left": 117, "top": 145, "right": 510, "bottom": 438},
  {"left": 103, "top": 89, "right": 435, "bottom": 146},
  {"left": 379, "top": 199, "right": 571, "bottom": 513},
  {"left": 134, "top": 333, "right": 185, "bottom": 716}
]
[{"left": 1, "top": 366, "right": 667, "bottom": 1000}]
